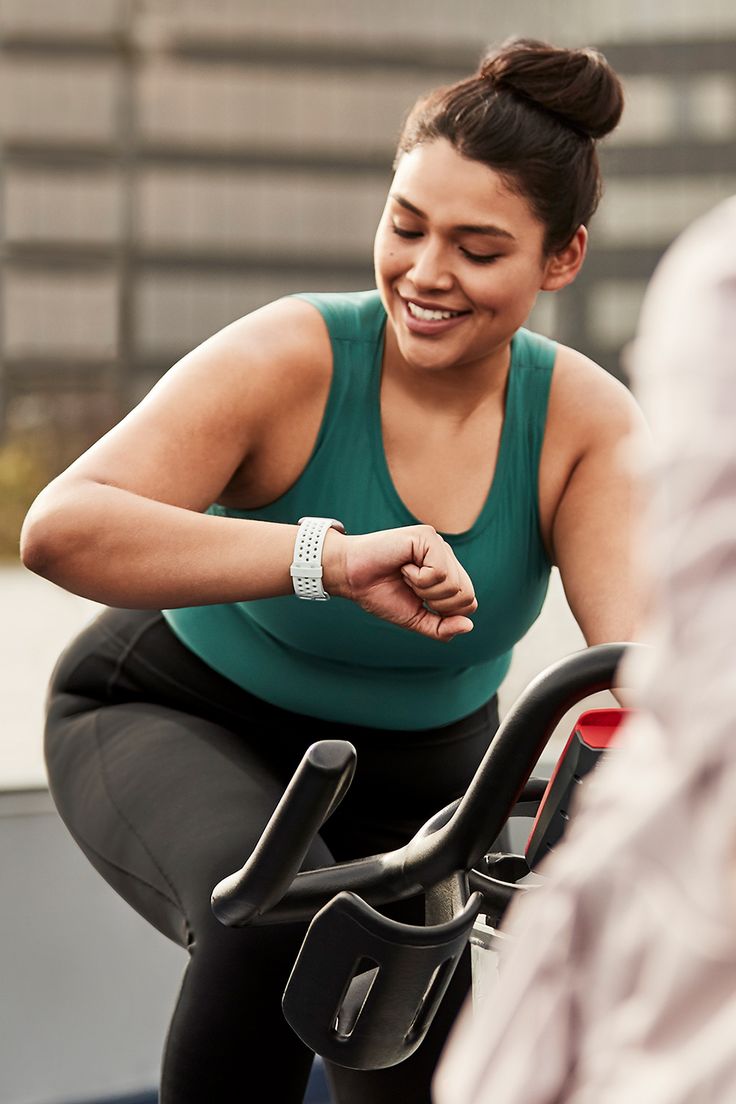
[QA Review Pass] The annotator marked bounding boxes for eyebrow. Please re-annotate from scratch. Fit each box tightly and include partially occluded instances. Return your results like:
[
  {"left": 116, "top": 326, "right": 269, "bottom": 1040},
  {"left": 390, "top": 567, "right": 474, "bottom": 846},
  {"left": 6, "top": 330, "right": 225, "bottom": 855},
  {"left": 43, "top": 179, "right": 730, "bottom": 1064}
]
[{"left": 390, "top": 193, "right": 517, "bottom": 241}]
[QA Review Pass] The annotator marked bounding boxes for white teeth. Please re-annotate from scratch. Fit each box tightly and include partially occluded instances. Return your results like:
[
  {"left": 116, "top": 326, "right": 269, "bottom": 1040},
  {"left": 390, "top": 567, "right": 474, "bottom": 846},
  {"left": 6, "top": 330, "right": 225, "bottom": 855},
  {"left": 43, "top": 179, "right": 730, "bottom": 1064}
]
[{"left": 407, "top": 301, "right": 462, "bottom": 322}]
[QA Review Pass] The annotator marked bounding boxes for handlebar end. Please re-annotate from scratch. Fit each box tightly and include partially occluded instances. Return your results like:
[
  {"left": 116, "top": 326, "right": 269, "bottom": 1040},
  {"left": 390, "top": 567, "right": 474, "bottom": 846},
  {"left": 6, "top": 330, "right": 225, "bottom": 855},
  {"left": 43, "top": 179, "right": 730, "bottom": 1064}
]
[
  {"left": 211, "top": 872, "right": 260, "bottom": 927},
  {"left": 211, "top": 739, "right": 357, "bottom": 927},
  {"left": 306, "top": 740, "right": 356, "bottom": 777}
]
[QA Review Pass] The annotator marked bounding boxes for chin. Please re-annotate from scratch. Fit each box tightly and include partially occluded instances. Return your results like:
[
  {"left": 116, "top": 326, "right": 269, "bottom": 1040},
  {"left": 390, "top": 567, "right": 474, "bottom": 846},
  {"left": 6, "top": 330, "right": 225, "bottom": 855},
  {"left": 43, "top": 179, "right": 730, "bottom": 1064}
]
[{"left": 399, "top": 342, "right": 461, "bottom": 373}]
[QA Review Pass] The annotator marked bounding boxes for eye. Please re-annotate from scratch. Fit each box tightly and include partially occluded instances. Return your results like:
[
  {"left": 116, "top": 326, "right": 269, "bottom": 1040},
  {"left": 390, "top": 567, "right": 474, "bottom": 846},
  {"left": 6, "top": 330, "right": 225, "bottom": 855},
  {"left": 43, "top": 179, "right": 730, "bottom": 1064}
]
[
  {"left": 461, "top": 248, "right": 501, "bottom": 265},
  {"left": 391, "top": 225, "right": 422, "bottom": 240}
]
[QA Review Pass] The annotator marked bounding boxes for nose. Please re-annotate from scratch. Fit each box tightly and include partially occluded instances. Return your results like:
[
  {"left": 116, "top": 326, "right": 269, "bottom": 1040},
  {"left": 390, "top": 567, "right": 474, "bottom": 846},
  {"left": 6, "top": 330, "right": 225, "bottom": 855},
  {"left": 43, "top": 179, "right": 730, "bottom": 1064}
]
[{"left": 407, "top": 237, "right": 454, "bottom": 293}]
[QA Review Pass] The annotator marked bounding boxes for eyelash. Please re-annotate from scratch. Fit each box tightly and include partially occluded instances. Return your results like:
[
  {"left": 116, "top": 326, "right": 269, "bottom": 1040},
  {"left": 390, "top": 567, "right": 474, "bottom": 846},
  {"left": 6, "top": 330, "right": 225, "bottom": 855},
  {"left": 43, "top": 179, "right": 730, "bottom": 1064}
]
[
  {"left": 390, "top": 226, "right": 500, "bottom": 265},
  {"left": 462, "top": 249, "right": 501, "bottom": 266}
]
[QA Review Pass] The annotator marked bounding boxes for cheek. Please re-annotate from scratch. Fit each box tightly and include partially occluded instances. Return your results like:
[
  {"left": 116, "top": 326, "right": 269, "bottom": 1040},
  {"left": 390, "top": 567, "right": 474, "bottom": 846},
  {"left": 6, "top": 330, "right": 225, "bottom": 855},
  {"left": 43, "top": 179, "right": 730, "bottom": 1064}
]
[
  {"left": 373, "top": 227, "right": 389, "bottom": 263},
  {"left": 375, "top": 240, "right": 401, "bottom": 283},
  {"left": 475, "top": 261, "right": 541, "bottom": 307},
  {"left": 466, "top": 274, "right": 508, "bottom": 311}
]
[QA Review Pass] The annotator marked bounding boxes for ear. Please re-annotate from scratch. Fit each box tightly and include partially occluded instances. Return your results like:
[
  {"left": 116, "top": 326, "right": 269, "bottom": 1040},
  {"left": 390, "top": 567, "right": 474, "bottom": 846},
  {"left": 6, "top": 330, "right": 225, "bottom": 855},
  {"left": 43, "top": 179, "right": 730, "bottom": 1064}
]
[{"left": 541, "top": 226, "right": 588, "bottom": 292}]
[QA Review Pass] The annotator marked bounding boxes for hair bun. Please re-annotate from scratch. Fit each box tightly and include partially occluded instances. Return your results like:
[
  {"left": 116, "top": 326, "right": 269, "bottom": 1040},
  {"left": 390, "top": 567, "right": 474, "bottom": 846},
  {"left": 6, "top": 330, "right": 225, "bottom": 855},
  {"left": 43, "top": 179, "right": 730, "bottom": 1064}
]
[{"left": 480, "top": 38, "right": 624, "bottom": 140}]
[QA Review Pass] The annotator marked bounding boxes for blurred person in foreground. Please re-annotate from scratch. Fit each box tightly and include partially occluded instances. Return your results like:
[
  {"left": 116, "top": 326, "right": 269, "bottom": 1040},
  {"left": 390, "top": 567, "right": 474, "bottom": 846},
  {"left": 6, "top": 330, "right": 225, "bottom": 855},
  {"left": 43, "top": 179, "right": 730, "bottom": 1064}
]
[{"left": 434, "top": 195, "right": 736, "bottom": 1104}]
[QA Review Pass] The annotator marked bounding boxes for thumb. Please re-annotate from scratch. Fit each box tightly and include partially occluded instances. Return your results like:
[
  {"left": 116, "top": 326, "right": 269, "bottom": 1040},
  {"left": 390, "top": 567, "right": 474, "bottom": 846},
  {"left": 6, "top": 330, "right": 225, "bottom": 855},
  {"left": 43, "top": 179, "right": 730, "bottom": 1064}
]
[{"left": 420, "top": 611, "right": 475, "bottom": 641}]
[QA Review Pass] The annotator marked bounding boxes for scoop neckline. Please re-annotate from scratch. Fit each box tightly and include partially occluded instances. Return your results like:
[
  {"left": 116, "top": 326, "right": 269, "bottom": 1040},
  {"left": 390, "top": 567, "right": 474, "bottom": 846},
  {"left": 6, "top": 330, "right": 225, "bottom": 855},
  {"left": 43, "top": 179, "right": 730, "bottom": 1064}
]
[{"left": 369, "top": 319, "right": 516, "bottom": 545}]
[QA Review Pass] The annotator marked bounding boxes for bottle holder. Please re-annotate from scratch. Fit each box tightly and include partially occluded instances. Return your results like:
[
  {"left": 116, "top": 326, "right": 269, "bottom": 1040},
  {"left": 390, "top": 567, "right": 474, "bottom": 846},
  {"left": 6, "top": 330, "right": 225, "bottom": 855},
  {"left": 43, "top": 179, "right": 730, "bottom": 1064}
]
[{"left": 281, "top": 889, "right": 482, "bottom": 1070}]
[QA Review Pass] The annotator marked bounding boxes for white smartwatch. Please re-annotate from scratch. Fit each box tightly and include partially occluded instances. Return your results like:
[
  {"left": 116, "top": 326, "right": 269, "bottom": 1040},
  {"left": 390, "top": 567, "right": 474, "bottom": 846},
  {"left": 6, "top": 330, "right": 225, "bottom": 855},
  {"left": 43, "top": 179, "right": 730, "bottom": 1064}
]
[{"left": 290, "top": 516, "right": 345, "bottom": 600}]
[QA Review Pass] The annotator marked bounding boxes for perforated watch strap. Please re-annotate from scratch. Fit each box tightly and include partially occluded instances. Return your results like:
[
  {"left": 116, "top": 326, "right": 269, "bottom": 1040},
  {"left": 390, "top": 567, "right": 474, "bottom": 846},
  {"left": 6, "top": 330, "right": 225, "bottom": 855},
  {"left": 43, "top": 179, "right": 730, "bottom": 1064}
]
[{"left": 290, "top": 517, "right": 345, "bottom": 600}]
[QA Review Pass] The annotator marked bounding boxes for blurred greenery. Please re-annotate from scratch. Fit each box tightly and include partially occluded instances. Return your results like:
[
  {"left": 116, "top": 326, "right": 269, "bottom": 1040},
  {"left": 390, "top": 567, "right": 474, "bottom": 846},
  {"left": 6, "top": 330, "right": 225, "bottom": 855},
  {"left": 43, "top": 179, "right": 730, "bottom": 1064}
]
[
  {"left": 0, "top": 436, "right": 49, "bottom": 561},
  {"left": 0, "top": 429, "right": 94, "bottom": 562},
  {"left": 1, "top": 388, "right": 121, "bottom": 561}
]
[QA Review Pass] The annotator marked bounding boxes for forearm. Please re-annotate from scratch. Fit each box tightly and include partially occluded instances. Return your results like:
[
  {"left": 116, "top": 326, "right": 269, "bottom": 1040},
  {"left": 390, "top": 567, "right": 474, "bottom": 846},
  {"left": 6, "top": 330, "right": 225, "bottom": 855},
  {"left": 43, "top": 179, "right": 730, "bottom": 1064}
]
[{"left": 21, "top": 480, "right": 346, "bottom": 609}]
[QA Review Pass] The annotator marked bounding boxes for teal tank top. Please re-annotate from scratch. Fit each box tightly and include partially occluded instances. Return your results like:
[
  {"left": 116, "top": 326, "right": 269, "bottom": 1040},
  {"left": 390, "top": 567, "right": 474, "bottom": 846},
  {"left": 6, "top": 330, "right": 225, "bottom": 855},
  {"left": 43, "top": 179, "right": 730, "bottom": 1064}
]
[{"left": 164, "top": 290, "right": 554, "bottom": 730}]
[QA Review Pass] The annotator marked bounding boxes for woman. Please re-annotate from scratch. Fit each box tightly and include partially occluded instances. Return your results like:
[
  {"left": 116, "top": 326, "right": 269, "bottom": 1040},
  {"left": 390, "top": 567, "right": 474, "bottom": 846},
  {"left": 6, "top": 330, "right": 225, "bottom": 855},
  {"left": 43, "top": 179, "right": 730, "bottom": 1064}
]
[{"left": 21, "top": 39, "right": 644, "bottom": 1104}]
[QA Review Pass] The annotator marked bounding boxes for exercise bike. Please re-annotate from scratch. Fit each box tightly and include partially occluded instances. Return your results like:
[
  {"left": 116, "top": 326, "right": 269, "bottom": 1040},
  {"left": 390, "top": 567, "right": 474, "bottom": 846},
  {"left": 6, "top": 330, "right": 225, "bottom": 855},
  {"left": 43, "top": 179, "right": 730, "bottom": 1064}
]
[{"left": 211, "top": 643, "right": 638, "bottom": 1071}]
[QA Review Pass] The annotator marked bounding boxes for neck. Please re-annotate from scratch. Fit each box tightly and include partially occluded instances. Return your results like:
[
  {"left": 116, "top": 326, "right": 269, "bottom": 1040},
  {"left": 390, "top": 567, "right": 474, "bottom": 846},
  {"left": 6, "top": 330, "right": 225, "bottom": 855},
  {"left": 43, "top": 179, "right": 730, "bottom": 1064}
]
[{"left": 381, "top": 322, "right": 511, "bottom": 422}]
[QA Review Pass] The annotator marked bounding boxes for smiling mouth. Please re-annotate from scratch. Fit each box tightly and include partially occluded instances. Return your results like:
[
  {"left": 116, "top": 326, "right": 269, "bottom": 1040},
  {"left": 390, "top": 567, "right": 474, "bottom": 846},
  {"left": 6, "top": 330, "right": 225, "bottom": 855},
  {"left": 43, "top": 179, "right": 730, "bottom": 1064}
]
[{"left": 406, "top": 300, "right": 469, "bottom": 322}]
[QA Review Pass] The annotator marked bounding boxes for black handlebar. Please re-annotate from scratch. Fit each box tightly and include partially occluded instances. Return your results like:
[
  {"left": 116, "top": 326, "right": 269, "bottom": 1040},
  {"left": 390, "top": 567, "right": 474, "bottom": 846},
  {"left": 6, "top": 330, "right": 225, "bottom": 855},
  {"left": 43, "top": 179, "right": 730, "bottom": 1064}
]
[
  {"left": 213, "top": 643, "right": 639, "bottom": 927},
  {"left": 211, "top": 739, "right": 356, "bottom": 926},
  {"left": 408, "top": 641, "right": 634, "bottom": 879}
]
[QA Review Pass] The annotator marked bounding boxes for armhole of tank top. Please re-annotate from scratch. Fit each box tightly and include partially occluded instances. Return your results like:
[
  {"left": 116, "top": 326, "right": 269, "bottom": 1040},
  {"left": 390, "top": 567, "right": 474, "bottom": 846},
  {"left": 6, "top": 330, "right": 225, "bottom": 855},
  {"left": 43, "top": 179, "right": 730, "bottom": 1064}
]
[
  {"left": 515, "top": 329, "right": 556, "bottom": 565},
  {"left": 538, "top": 340, "right": 556, "bottom": 567},
  {"left": 289, "top": 293, "right": 350, "bottom": 340}
]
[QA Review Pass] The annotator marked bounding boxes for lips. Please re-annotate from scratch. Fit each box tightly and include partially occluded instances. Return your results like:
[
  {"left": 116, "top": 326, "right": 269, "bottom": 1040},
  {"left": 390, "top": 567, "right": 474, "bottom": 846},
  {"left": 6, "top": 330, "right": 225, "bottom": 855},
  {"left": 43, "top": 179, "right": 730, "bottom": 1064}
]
[{"left": 400, "top": 296, "right": 471, "bottom": 336}]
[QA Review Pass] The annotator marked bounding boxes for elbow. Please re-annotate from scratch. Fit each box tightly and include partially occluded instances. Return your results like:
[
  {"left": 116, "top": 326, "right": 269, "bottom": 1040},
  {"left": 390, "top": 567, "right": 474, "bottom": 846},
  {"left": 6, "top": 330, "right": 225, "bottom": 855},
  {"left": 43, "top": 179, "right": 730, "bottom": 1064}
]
[
  {"left": 20, "top": 505, "right": 62, "bottom": 579},
  {"left": 20, "top": 483, "right": 85, "bottom": 581}
]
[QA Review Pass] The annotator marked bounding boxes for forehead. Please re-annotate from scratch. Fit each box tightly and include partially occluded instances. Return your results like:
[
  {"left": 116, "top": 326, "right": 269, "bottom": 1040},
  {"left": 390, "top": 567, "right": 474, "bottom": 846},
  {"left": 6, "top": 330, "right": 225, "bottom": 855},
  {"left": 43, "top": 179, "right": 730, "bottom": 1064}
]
[{"left": 390, "top": 138, "right": 541, "bottom": 235}]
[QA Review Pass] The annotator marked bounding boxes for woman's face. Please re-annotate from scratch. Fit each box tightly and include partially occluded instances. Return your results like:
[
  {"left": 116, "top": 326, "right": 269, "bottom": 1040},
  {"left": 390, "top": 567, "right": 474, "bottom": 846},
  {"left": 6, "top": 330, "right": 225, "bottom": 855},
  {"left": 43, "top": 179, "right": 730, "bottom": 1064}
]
[{"left": 374, "top": 138, "right": 579, "bottom": 377}]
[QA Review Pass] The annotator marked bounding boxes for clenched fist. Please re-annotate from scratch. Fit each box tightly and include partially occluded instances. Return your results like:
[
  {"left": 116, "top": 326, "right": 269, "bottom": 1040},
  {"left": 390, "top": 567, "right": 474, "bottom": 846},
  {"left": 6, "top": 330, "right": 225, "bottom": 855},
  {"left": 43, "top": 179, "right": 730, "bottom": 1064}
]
[{"left": 323, "top": 524, "right": 477, "bottom": 641}]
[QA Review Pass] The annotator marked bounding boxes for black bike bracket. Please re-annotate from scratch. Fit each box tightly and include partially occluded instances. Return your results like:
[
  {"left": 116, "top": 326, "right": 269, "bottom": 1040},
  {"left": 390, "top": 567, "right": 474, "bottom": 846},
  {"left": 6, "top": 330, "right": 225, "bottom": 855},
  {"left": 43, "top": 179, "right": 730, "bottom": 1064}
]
[{"left": 282, "top": 889, "right": 482, "bottom": 1069}]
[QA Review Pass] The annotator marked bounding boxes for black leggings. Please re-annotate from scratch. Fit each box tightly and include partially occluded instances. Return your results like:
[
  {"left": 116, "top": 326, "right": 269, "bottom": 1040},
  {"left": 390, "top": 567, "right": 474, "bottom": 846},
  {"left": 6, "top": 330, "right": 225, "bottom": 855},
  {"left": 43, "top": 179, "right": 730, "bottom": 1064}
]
[{"left": 45, "top": 608, "right": 499, "bottom": 1103}]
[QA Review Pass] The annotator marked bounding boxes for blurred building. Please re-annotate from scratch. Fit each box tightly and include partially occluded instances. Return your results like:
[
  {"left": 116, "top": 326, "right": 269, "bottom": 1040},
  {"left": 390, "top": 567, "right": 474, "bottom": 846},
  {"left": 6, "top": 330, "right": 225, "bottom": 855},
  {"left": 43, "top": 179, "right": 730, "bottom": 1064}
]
[{"left": 0, "top": 0, "right": 735, "bottom": 443}]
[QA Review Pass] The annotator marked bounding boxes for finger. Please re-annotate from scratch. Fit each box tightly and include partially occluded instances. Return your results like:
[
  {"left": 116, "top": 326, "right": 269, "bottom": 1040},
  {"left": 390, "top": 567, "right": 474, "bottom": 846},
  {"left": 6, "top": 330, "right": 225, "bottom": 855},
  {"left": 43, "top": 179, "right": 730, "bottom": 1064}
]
[
  {"left": 422, "top": 594, "right": 478, "bottom": 617},
  {"left": 404, "top": 555, "right": 475, "bottom": 594},
  {"left": 401, "top": 560, "right": 476, "bottom": 614},
  {"left": 402, "top": 564, "right": 460, "bottom": 598},
  {"left": 419, "top": 587, "right": 478, "bottom": 613},
  {"left": 406, "top": 607, "right": 475, "bottom": 641},
  {"left": 405, "top": 572, "right": 476, "bottom": 610},
  {"left": 455, "top": 599, "right": 477, "bottom": 617},
  {"left": 402, "top": 557, "right": 452, "bottom": 585}
]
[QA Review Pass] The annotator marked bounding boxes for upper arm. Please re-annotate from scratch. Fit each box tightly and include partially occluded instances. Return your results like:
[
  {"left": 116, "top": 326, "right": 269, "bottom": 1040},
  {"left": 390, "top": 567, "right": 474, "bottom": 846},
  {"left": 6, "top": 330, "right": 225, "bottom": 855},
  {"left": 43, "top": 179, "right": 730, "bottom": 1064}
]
[
  {"left": 40, "top": 296, "right": 332, "bottom": 513},
  {"left": 547, "top": 349, "right": 651, "bottom": 645}
]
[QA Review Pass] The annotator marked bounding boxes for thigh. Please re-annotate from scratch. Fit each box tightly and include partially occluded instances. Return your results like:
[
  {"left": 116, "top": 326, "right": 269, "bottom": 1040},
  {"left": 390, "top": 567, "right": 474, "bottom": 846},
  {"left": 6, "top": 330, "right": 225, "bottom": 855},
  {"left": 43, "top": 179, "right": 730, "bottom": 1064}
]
[
  {"left": 44, "top": 611, "right": 334, "bottom": 944},
  {"left": 45, "top": 617, "right": 328, "bottom": 1102}
]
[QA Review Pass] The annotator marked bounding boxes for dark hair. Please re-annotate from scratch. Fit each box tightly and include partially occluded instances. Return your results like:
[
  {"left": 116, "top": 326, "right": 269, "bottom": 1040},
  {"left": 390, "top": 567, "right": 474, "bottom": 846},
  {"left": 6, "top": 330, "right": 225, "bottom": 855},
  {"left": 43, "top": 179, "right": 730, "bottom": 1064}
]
[{"left": 395, "top": 39, "right": 624, "bottom": 254}]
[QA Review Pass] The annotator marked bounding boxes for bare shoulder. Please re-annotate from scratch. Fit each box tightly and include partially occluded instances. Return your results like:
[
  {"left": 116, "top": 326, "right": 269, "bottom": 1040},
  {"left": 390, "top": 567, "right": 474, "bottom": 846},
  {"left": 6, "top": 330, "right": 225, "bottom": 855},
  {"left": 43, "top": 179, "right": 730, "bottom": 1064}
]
[
  {"left": 53, "top": 296, "right": 334, "bottom": 513},
  {"left": 183, "top": 295, "right": 332, "bottom": 408},
  {"left": 547, "top": 343, "right": 646, "bottom": 456}
]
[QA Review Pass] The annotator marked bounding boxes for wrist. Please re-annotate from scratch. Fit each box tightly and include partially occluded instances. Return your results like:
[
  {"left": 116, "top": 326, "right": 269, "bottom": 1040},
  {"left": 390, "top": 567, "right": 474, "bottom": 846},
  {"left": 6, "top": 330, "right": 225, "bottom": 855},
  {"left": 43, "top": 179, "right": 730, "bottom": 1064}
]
[{"left": 321, "top": 528, "right": 350, "bottom": 599}]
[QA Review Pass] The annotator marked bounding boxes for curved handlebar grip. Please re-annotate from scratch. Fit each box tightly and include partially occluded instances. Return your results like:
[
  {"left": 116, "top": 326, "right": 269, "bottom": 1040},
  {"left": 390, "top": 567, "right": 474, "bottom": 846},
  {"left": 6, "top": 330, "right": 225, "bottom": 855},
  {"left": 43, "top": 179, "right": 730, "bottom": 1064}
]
[
  {"left": 430, "top": 642, "right": 638, "bottom": 874},
  {"left": 211, "top": 739, "right": 356, "bottom": 927}
]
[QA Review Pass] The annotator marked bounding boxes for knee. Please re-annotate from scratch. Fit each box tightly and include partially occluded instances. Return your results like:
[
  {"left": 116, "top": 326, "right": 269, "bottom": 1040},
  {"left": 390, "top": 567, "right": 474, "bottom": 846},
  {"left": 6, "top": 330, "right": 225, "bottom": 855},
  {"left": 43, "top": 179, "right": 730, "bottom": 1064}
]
[{"left": 186, "top": 904, "right": 310, "bottom": 998}]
